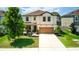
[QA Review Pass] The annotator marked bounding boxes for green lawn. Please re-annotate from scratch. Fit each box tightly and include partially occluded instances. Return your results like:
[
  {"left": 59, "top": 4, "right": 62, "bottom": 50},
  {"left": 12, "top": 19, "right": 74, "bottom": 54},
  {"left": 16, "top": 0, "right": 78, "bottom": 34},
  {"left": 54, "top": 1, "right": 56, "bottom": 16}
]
[
  {"left": 0, "top": 35, "right": 39, "bottom": 48},
  {"left": 0, "top": 35, "right": 10, "bottom": 48},
  {"left": 58, "top": 29, "right": 79, "bottom": 48}
]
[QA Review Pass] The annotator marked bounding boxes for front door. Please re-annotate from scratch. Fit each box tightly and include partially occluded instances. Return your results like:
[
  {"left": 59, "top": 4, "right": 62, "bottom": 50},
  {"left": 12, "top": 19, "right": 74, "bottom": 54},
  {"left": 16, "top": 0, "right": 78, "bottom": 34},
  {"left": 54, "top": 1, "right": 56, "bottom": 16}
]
[
  {"left": 27, "top": 25, "right": 31, "bottom": 32},
  {"left": 33, "top": 25, "right": 37, "bottom": 32}
]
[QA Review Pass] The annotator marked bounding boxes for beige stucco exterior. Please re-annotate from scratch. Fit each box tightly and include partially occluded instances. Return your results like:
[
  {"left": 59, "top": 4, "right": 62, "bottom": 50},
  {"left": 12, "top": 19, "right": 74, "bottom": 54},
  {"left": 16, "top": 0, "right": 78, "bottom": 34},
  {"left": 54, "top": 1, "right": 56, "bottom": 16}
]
[
  {"left": 36, "top": 13, "right": 58, "bottom": 30},
  {"left": 61, "top": 17, "right": 73, "bottom": 27},
  {"left": 23, "top": 12, "right": 58, "bottom": 32}
]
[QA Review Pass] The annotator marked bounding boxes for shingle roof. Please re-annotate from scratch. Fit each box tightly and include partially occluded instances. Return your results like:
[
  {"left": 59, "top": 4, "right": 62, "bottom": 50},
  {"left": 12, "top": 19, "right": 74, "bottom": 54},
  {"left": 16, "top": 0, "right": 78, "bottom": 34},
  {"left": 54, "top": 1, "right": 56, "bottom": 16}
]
[
  {"left": 26, "top": 10, "right": 45, "bottom": 16},
  {"left": 25, "top": 10, "right": 60, "bottom": 16},
  {"left": 70, "top": 9, "right": 79, "bottom": 15},
  {"left": 62, "top": 14, "right": 73, "bottom": 17},
  {"left": 62, "top": 9, "right": 79, "bottom": 17}
]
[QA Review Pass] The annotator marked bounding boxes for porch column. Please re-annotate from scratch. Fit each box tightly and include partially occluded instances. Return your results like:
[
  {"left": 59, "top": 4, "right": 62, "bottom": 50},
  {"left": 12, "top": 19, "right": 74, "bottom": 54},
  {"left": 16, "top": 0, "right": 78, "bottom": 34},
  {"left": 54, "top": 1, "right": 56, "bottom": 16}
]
[{"left": 31, "top": 25, "right": 33, "bottom": 34}]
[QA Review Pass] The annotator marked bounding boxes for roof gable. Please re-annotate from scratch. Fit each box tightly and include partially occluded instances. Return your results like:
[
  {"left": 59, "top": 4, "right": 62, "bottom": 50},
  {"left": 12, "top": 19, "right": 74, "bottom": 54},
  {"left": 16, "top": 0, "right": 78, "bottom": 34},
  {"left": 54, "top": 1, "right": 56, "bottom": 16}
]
[{"left": 25, "top": 10, "right": 60, "bottom": 16}]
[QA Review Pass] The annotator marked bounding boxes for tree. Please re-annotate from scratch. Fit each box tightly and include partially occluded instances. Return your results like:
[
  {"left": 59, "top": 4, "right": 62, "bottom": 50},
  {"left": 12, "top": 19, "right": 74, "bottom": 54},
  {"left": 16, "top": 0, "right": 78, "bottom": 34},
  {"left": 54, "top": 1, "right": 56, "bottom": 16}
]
[
  {"left": 2, "top": 7, "right": 25, "bottom": 40},
  {"left": 0, "top": 25, "right": 6, "bottom": 36},
  {"left": 55, "top": 26, "right": 62, "bottom": 33},
  {"left": 70, "top": 23, "right": 77, "bottom": 34}
]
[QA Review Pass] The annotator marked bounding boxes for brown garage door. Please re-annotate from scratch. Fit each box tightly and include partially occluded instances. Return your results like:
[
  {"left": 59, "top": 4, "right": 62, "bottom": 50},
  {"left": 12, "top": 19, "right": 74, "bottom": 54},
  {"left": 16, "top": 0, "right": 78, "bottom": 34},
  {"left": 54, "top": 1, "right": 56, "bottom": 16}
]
[{"left": 39, "top": 27, "right": 54, "bottom": 33}]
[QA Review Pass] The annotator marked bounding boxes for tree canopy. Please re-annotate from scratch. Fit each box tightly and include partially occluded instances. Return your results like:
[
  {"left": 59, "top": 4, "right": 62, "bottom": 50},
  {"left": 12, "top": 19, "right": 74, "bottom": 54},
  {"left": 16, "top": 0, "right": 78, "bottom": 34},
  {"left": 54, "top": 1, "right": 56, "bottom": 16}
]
[{"left": 2, "top": 7, "right": 25, "bottom": 39}]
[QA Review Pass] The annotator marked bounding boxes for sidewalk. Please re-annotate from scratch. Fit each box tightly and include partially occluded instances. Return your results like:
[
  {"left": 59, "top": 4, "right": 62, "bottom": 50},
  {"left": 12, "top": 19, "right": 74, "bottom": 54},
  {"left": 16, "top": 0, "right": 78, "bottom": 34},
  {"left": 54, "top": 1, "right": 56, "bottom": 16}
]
[{"left": 39, "top": 34, "right": 65, "bottom": 48}]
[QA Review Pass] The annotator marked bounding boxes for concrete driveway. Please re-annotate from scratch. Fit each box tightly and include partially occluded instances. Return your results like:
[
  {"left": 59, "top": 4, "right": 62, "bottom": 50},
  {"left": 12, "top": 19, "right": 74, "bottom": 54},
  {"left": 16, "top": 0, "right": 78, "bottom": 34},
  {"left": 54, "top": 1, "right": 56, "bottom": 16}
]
[{"left": 39, "top": 34, "right": 65, "bottom": 48}]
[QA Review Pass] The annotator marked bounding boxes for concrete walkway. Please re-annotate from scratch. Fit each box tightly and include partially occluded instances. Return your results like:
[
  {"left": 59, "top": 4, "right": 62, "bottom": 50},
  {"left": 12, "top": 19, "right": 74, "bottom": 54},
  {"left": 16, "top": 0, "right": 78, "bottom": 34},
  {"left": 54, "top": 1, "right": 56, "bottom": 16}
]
[{"left": 39, "top": 34, "right": 65, "bottom": 48}]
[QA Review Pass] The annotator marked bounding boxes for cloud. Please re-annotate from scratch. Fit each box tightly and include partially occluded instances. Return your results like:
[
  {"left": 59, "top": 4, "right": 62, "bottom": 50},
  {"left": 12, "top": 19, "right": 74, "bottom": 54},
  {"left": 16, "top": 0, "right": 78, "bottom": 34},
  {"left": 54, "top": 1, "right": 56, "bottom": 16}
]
[
  {"left": 53, "top": 8, "right": 60, "bottom": 12},
  {"left": 0, "top": 7, "right": 7, "bottom": 11},
  {"left": 21, "top": 7, "right": 60, "bottom": 15},
  {"left": 0, "top": 7, "right": 62, "bottom": 15},
  {"left": 1, "top": 7, "right": 78, "bottom": 16}
]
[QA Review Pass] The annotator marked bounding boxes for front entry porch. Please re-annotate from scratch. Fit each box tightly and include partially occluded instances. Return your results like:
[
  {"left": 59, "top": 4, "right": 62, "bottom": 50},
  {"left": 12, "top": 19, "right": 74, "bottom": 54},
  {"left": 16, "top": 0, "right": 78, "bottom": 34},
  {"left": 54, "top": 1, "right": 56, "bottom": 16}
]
[{"left": 26, "top": 25, "right": 37, "bottom": 34}]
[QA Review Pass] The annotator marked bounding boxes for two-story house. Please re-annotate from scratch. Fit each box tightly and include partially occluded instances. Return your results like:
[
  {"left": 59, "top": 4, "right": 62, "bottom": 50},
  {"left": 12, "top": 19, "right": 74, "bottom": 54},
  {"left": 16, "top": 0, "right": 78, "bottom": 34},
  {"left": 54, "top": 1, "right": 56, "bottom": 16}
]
[
  {"left": 23, "top": 10, "right": 60, "bottom": 34},
  {"left": 61, "top": 9, "right": 79, "bottom": 32}
]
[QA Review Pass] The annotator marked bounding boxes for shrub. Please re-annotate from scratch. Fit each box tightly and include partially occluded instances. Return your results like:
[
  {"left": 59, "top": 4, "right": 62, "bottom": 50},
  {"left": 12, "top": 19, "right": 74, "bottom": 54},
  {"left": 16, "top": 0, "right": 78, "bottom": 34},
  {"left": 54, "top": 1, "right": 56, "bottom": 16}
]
[
  {"left": 10, "top": 38, "right": 35, "bottom": 48},
  {"left": 0, "top": 25, "right": 7, "bottom": 36},
  {"left": 70, "top": 23, "right": 77, "bottom": 34},
  {"left": 54, "top": 26, "right": 65, "bottom": 36}
]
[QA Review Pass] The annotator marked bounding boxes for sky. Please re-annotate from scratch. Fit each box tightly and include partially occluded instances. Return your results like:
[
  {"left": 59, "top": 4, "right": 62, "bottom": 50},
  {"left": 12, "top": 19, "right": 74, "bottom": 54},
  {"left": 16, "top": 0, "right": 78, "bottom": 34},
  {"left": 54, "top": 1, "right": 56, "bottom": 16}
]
[{"left": 0, "top": 7, "right": 79, "bottom": 16}]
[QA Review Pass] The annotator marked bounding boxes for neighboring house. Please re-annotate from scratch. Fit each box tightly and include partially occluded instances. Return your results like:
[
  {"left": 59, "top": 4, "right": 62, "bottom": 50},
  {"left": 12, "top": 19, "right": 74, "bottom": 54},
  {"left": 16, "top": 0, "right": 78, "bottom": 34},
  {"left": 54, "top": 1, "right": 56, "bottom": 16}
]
[
  {"left": 0, "top": 10, "right": 5, "bottom": 24},
  {"left": 0, "top": 10, "right": 5, "bottom": 23},
  {"left": 23, "top": 10, "right": 60, "bottom": 34},
  {"left": 61, "top": 9, "right": 79, "bottom": 32},
  {"left": 0, "top": 10, "right": 6, "bottom": 35},
  {"left": 61, "top": 15, "right": 73, "bottom": 28},
  {"left": 0, "top": 10, "right": 5, "bottom": 18}
]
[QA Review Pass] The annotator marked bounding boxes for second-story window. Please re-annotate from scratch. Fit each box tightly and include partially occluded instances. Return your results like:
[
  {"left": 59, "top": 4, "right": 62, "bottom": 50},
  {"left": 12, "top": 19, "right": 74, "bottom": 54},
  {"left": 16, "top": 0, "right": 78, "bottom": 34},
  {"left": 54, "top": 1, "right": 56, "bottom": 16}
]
[
  {"left": 74, "top": 15, "right": 79, "bottom": 22},
  {"left": 43, "top": 17, "right": 46, "bottom": 22},
  {"left": 34, "top": 17, "right": 36, "bottom": 21},
  {"left": 26, "top": 17, "right": 29, "bottom": 21},
  {"left": 48, "top": 17, "right": 51, "bottom": 22}
]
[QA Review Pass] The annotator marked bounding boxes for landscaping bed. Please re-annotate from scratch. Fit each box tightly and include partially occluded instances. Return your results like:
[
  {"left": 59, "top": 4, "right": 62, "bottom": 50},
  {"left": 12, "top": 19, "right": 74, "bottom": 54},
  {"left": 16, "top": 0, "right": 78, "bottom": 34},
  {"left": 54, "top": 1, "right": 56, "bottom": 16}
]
[{"left": 0, "top": 35, "right": 39, "bottom": 48}]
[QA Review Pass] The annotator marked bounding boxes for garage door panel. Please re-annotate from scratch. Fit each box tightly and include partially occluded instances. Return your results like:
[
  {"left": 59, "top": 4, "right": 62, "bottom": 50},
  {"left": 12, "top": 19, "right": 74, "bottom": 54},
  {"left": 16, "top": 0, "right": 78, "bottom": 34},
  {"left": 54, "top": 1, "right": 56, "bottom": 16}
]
[{"left": 39, "top": 27, "right": 54, "bottom": 33}]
